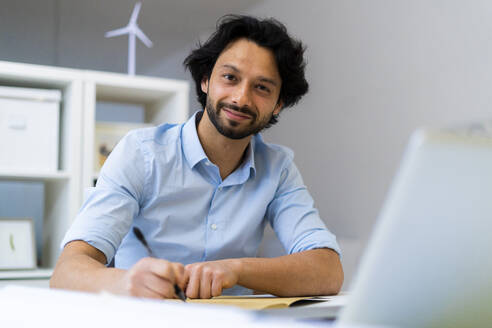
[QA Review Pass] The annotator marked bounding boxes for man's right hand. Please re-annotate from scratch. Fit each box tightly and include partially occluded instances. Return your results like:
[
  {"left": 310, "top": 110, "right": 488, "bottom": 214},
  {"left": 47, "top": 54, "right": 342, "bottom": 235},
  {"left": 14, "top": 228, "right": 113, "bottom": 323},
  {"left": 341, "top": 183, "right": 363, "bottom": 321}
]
[
  {"left": 117, "top": 257, "right": 186, "bottom": 299},
  {"left": 51, "top": 241, "right": 186, "bottom": 300}
]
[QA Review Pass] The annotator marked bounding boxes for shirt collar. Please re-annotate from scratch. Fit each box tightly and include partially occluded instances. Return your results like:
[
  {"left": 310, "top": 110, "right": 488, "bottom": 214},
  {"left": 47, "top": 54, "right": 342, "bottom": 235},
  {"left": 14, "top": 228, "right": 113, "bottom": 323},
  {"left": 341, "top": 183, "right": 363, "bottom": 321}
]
[
  {"left": 242, "top": 135, "right": 257, "bottom": 178},
  {"left": 181, "top": 111, "right": 258, "bottom": 180},
  {"left": 181, "top": 111, "right": 208, "bottom": 169}
]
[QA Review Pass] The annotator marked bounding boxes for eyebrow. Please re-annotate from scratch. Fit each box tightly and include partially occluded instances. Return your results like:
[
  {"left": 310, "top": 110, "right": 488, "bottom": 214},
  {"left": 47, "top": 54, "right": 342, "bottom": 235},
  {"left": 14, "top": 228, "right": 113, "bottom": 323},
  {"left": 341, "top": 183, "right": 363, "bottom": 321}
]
[{"left": 221, "top": 64, "right": 279, "bottom": 87}]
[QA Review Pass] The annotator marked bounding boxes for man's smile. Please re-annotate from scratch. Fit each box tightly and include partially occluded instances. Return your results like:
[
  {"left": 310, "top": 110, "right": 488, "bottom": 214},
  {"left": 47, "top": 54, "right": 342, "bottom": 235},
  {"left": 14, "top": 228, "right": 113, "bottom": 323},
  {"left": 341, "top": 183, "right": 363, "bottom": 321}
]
[{"left": 222, "top": 107, "right": 253, "bottom": 121}]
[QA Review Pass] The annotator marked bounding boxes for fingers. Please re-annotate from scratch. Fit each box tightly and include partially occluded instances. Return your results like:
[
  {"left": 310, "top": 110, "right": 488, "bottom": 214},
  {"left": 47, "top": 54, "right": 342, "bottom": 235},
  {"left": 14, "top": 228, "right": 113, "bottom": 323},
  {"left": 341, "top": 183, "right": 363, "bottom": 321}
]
[
  {"left": 147, "top": 258, "right": 182, "bottom": 284},
  {"left": 148, "top": 259, "right": 186, "bottom": 298},
  {"left": 182, "top": 266, "right": 190, "bottom": 292},
  {"left": 199, "top": 267, "right": 213, "bottom": 299},
  {"left": 138, "top": 287, "right": 164, "bottom": 299},
  {"left": 142, "top": 271, "right": 176, "bottom": 298},
  {"left": 184, "top": 262, "right": 232, "bottom": 299},
  {"left": 125, "top": 258, "right": 185, "bottom": 299},
  {"left": 185, "top": 264, "right": 201, "bottom": 299},
  {"left": 173, "top": 263, "right": 187, "bottom": 291},
  {"left": 126, "top": 259, "right": 237, "bottom": 299},
  {"left": 211, "top": 275, "right": 223, "bottom": 297}
]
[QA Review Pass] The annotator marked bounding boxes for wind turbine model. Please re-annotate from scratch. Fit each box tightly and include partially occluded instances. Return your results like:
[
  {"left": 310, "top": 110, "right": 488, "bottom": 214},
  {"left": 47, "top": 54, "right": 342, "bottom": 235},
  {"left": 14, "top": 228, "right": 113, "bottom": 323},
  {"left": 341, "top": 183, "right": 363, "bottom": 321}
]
[{"left": 105, "top": 2, "right": 153, "bottom": 75}]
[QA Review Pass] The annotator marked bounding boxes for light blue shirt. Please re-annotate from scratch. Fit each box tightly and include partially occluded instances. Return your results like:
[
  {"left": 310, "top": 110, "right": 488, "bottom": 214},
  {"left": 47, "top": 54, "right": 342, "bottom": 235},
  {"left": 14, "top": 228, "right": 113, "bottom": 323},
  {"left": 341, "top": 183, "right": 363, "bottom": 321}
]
[{"left": 62, "top": 112, "right": 341, "bottom": 295}]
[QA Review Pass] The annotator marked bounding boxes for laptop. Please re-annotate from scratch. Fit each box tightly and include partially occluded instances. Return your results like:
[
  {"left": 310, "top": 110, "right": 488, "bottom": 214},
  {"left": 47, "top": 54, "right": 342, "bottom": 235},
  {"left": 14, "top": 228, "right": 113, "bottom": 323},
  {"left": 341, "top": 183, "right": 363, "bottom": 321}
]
[
  {"left": 338, "top": 122, "right": 492, "bottom": 327},
  {"left": 264, "top": 122, "right": 492, "bottom": 326}
]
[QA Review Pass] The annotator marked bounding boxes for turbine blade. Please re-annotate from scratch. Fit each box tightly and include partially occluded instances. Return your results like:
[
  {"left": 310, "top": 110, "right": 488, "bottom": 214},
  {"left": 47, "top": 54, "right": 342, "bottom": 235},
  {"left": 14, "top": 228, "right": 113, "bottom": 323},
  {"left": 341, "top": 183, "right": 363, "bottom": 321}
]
[
  {"left": 135, "top": 27, "right": 153, "bottom": 47},
  {"left": 129, "top": 2, "right": 142, "bottom": 24},
  {"left": 105, "top": 26, "right": 130, "bottom": 38}
]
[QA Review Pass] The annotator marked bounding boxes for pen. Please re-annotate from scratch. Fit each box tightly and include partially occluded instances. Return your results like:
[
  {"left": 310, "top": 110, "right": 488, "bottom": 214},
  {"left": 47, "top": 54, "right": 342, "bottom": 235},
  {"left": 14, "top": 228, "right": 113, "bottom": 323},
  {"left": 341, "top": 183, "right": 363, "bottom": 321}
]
[{"left": 132, "top": 227, "right": 187, "bottom": 302}]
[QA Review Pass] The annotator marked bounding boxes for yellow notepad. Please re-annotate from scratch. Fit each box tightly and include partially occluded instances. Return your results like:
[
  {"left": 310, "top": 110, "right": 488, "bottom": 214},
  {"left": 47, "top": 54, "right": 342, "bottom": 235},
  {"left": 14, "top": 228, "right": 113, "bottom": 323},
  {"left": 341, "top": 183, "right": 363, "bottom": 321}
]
[{"left": 187, "top": 295, "right": 333, "bottom": 310}]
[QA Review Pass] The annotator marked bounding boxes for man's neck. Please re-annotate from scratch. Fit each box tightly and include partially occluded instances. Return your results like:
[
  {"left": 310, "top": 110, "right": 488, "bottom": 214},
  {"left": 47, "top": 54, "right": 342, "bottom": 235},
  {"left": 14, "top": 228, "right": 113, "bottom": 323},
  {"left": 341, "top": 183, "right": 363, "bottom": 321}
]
[{"left": 196, "top": 111, "right": 251, "bottom": 181}]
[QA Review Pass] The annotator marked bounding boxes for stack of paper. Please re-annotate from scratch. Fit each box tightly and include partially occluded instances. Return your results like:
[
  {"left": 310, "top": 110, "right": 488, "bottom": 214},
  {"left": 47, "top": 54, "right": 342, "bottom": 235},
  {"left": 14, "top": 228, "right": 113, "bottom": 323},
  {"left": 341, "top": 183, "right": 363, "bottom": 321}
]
[
  {"left": 0, "top": 285, "right": 285, "bottom": 328},
  {"left": 0, "top": 285, "right": 352, "bottom": 327}
]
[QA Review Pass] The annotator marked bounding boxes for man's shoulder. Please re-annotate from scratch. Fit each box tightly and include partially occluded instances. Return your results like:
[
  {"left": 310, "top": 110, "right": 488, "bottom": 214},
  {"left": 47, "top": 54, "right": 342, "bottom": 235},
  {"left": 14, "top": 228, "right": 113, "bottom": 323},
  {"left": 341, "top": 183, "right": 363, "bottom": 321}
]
[
  {"left": 124, "top": 122, "right": 183, "bottom": 150},
  {"left": 254, "top": 135, "right": 294, "bottom": 165}
]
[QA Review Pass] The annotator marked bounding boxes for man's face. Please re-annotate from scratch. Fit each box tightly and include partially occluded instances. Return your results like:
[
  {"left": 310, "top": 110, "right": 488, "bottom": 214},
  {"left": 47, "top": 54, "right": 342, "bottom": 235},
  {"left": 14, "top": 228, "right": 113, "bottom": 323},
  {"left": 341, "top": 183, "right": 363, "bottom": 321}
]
[{"left": 201, "top": 38, "right": 283, "bottom": 140}]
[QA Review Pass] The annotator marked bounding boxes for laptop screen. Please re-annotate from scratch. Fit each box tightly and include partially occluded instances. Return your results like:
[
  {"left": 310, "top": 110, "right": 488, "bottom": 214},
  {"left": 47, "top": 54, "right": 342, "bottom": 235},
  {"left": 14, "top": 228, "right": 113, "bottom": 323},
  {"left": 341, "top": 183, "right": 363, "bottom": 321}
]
[{"left": 339, "top": 125, "right": 492, "bottom": 327}]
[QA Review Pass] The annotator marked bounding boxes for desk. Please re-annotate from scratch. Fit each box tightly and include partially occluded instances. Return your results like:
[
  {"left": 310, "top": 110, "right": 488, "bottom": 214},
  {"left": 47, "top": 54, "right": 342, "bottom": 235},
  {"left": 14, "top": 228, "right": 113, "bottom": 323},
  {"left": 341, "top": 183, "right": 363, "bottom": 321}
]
[{"left": 0, "top": 285, "right": 380, "bottom": 328}]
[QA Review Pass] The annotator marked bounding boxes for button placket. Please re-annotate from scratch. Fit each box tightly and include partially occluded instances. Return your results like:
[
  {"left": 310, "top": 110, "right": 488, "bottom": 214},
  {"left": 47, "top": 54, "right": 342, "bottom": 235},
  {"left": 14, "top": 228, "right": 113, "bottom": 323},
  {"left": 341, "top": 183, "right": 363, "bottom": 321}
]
[
  {"left": 204, "top": 185, "right": 223, "bottom": 260},
  {"left": 209, "top": 185, "right": 222, "bottom": 232}
]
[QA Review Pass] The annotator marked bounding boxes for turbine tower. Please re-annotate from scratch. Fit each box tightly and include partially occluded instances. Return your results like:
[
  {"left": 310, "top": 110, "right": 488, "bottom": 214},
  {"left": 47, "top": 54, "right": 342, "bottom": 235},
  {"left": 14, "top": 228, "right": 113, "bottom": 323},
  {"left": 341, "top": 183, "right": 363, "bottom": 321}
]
[{"left": 105, "top": 2, "right": 153, "bottom": 75}]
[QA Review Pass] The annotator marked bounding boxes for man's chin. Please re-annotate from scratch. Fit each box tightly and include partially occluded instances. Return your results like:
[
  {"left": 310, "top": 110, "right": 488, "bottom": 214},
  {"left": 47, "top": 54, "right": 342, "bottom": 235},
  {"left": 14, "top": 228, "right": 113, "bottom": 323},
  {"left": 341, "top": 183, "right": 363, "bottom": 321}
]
[
  {"left": 210, "top": 111, "right": 256, "bottom": 139},
  {"left": 217, "top": 125, "right": 252, "bottom": 140},
  {"left": 222, "top": 130, "right": 250, "bottom": 140},
  {"left": 220, "top": 116, "right": 247, "bottom": 132}
]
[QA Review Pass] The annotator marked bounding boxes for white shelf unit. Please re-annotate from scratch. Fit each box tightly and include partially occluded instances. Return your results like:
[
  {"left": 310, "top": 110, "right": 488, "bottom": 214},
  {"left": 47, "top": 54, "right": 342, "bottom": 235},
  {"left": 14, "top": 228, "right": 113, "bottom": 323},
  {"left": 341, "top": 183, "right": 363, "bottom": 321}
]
[
  {"left": 0, "top": 61, "right": 83, "bottom": 272},
  {"left": 0, "top": 61, "right": 189, "bottom": 283},
  {"left": 0, "top": 170, "right": 71, "bottom": 181},
  {"left": 0, "top": 269, "right": 53, "bottom": 288},
  {"left": 81, "top": 70, "right": 189, "bottom": 188}
]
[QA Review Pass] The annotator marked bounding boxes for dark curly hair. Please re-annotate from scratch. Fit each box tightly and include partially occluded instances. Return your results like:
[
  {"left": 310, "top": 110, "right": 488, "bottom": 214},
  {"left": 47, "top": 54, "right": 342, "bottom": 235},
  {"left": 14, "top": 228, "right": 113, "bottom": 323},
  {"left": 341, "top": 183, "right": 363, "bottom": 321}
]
[{"left": 183, "top": 15, "right": 309, "bottom": 127}]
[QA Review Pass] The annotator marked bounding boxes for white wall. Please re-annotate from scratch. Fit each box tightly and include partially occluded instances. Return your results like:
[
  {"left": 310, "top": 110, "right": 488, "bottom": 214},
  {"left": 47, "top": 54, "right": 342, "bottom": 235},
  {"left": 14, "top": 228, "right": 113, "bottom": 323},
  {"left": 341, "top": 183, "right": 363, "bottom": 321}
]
[{"left": 246, "top": 0, "right": 492, "bottom": 288}]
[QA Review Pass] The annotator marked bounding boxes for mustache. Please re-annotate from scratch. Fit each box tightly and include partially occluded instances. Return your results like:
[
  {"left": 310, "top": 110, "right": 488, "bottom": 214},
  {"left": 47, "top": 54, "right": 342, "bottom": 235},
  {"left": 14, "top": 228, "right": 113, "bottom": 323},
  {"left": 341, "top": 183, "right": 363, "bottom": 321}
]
[{"left": 217, "top": 102, "right": 256, "bottom": 119}]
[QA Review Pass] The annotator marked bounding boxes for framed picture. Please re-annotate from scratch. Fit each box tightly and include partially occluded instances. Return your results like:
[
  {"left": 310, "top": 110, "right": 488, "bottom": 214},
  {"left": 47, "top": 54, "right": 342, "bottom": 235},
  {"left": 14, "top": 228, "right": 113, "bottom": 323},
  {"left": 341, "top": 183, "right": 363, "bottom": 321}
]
[
  {"left": 94, "top": 122, "right": 153, "bottom": 174},
  {"left": 0, "top": 218, "right": 36, "bottom": 270}
]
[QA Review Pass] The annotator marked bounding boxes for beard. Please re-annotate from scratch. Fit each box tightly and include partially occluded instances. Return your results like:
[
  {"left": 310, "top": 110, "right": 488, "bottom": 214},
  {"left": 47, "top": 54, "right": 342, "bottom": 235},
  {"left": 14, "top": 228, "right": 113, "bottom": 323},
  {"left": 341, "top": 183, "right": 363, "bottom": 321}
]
[{"left": 205, "top": 96, "right": 274, "bottom": 140}]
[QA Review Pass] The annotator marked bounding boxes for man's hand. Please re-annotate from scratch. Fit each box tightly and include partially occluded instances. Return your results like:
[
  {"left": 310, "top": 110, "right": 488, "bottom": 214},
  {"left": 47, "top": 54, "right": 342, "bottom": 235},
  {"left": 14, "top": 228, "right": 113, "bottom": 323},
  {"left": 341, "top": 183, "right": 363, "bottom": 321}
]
[
  {"left": 52, "top": 241, "right": 342, "bottom": 299},
  {"left": 184, "top": 259, "right": 241, "bottom": 299},
  {"left": 116, "top": 257, "right": 185, "bottom": 299}
]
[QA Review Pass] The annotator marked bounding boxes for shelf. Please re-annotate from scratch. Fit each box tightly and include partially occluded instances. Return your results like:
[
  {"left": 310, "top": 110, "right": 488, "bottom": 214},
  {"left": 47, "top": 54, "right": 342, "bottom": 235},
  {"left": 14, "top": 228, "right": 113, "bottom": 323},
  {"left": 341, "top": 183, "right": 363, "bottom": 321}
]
[
  {"left": 0, "top": 170, "right": 70, "bottom": 181},
  {"left": 0, "top": 60, "right": 188, "bottom": 271},
  {"left": 81, "top": 69, "right": 189, "bottom": 190},
  {"left": 84, "top": 70, "right": 187, "bottom": 103},
  {"left": 0, "top": 268, "right": 53, "bottom": 280},
  {"left": 0, "top": 61, "right": 80, "bottom": 89}
]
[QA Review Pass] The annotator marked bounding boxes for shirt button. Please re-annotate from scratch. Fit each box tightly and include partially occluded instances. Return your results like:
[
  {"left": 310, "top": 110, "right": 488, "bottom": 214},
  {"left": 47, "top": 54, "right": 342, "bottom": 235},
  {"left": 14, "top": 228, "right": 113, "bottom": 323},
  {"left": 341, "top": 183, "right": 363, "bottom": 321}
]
[
  {"left": 211, "top": 223, "right": 217, "bottom": 230},
  {"left": 205, "top": 162, "right": 211, "bottom": 166}
]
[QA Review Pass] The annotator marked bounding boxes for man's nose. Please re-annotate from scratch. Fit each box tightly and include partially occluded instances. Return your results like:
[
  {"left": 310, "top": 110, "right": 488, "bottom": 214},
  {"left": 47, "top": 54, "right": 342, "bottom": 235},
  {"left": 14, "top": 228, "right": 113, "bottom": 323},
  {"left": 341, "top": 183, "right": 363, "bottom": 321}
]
[{"left": 231, "top": 83, "right": 252, "bottom": 108}]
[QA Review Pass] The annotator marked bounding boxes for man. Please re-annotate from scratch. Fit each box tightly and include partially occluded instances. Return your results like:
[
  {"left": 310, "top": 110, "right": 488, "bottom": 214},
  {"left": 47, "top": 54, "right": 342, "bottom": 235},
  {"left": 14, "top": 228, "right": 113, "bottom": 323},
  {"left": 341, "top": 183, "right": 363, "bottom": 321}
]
[{"left": 50, "top": 15, "right": 343, "bottom": 299}]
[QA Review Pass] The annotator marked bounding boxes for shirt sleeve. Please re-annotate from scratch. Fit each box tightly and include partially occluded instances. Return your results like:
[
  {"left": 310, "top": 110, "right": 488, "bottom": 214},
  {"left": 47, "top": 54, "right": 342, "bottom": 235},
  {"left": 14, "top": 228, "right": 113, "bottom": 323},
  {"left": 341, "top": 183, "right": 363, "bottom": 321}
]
[
  {"left": 61, "top": 130, "right": 148, "bottom": 264},
  {"left": 265, "top": 159, "right": 342, "bottom": 257}
]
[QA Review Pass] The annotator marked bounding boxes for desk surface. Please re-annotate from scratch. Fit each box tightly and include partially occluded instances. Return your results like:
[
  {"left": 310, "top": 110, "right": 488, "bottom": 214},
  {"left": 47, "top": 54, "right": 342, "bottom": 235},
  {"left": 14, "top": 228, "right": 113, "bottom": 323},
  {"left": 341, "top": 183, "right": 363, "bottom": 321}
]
[{"left": 0, "top": 285, "right": 377, "bottom": 328}]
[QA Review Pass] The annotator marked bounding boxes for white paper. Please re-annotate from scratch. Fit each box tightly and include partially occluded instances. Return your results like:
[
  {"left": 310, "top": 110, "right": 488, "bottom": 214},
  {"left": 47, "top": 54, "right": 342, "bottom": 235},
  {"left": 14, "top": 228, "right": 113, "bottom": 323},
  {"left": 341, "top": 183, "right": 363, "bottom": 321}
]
[{"left": 0, "top": 285, "right": 320, "bottom": 328}]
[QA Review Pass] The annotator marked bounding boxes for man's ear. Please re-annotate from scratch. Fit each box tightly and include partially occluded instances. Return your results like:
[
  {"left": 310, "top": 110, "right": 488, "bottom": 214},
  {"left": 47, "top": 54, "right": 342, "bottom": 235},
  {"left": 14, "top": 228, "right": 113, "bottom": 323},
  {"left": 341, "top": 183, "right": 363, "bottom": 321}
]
[
  {"left": 273, "top": 100, "right": 283, "bottom": 116},
  {"left": 201, "top": 77, "right": 209, "bottom": 94}
]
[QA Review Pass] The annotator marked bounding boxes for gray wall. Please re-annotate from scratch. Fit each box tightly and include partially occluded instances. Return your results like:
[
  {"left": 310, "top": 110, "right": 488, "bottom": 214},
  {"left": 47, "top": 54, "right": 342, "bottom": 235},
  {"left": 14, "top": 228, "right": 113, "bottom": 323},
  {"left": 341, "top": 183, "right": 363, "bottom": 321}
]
[
  {"left": 246, "top": 0, "right": 492, "bottom": 287},
  {"left": 3, "top": 0, "right": 492, "bottom": 289}
]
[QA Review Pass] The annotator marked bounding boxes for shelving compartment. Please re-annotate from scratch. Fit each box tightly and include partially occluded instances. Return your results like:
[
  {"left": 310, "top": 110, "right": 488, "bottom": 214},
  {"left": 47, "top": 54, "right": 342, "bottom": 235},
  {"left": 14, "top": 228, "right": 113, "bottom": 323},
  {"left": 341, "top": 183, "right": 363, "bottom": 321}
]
[
  {"left": 82, "top": 71, "right": 189, "bottom": 186},
  {"left": 0, "top": 61, "right": 83, "bottom": 271}
]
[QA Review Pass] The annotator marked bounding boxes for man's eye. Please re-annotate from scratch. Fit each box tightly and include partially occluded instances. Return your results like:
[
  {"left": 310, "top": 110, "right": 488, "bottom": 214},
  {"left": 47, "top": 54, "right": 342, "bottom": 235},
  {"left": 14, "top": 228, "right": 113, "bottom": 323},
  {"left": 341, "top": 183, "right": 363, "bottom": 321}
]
[
  {"left": 223, "top": 74, "right": 236, "bottom": 81},
  {"left": 256, "top": 84, "right": 270, "bottom": 93}
]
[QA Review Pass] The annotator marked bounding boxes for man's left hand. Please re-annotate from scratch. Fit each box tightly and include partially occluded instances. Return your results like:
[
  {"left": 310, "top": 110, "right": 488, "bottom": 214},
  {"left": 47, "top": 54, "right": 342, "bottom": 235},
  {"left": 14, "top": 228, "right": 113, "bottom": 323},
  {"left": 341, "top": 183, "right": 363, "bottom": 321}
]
[{"left": 184, "top": 259, "right": 241, "bottom": 299}]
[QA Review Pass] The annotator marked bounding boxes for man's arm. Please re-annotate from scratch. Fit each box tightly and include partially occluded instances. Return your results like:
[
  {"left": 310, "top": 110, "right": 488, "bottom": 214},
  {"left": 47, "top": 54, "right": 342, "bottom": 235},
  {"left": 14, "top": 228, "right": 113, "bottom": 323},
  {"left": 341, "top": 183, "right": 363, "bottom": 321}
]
[
  {"left": 50, "top": 240, "right": 186, "bottom": 299},
  {"left": 184, "top": 248, "right": 343, "bottom": 299}
]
